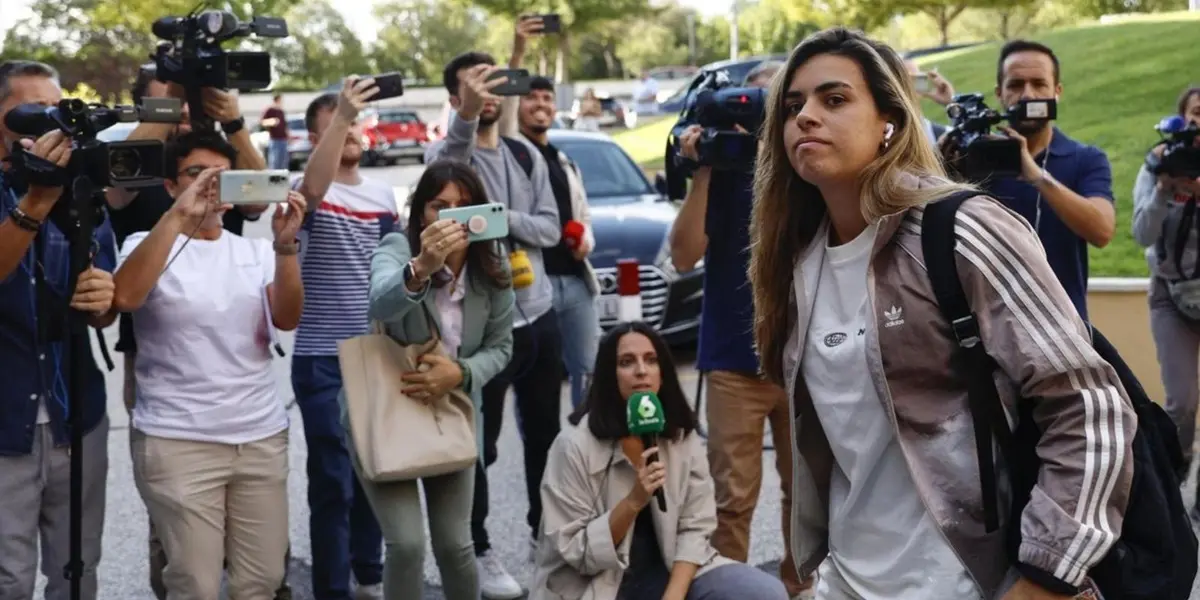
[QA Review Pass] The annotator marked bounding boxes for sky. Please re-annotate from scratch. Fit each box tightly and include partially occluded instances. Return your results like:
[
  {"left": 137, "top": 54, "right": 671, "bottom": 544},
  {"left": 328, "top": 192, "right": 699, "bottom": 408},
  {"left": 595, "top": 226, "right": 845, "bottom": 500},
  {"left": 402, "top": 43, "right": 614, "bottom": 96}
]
[{"left": 0, "top": 0, "right": 732, "bottom": 47}]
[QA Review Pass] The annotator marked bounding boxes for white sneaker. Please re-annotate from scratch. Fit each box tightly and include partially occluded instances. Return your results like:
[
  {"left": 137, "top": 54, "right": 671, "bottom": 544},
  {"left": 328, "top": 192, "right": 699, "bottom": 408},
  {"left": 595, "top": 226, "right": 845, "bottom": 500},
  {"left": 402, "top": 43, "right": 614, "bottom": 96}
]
[
  {"left": 477, "top": 551, "right": 524, "bottom": 599},
  {"left": 353, "top": 582, "right": 383, "bottom": 600}
]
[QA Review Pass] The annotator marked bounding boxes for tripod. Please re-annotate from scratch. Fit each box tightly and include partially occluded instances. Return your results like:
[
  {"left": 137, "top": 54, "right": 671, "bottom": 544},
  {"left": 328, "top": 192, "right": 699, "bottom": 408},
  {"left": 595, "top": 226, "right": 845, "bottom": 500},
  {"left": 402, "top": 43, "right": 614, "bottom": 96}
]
[{"left": 49, "top": 180, "right": 105, "bottom": 600}]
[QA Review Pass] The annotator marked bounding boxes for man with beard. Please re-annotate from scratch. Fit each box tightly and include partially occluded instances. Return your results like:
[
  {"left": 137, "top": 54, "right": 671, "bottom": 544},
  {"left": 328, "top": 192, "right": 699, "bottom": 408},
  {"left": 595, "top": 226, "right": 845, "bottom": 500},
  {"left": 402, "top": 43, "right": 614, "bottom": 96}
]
[
  {"left": 290, "top": 79, "right": 395, "bottom": 600},
  {"left": 941, "top": 40, "right": 1115, "bottom": 320},
  {"left": 498, "top": 17, "right": 599, "bottom": 411},
  {"left": 427, "top": 51, "right": 562, "bottom": 600},
  {"left": 102, "top": 64, "right": 284, "bottom": 600}
]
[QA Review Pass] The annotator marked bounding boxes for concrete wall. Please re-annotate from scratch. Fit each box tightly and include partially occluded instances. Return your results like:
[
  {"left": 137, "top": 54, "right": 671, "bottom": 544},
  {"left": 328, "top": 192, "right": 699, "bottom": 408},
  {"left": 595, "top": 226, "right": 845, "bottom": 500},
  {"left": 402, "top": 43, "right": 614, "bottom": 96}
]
[{"left": 1087, "top": 278, "right": 1163, "bottom": 401}]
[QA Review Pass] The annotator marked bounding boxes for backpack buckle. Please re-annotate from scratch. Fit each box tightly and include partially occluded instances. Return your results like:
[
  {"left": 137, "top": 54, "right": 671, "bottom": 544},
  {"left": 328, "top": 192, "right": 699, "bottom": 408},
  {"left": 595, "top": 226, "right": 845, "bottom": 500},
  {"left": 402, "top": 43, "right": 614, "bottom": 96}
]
[{"left": 951, "top": 315, "right": 981, "bottom": 348}]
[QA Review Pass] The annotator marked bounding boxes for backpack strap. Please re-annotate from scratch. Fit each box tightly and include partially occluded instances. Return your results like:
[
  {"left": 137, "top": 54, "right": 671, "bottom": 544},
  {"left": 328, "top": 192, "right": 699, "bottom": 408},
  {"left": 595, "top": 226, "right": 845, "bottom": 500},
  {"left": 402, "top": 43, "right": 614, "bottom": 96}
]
[
  {"left": 501, "top": 136, "right": 534, "bottom": 179},
  {"left": 920, "top": 190, "right": 1015, "bottom": 533}
]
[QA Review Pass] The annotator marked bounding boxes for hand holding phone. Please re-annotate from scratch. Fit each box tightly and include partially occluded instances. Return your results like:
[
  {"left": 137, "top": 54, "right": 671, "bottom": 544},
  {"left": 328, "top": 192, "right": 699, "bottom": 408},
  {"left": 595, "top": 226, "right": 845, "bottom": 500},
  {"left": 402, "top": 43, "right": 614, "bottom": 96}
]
[
  {"left": 438, "top": 204, "right": 509, "bottom": 242},
  {"left": 220, "top": 170, "right": 292, "bottom": 205},
  {"left": 488, "top": 69, "right": 532, "bottom": 97},
  {"left": 523, "top": 13, "right": 561, "bottom": 34}
]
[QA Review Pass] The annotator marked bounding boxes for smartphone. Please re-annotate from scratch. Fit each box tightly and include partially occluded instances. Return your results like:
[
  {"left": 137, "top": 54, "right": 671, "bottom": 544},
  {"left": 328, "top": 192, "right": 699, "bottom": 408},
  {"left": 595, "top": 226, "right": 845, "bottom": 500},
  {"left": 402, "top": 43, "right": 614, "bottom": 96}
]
[
  {"left": 219, "top": 170, "right": 291, "bottom": 205},
  {"left": 488, "top": 68, "right": 531, "bottom": 97},
  {"left": 530, "top": 13, "right": 561, "bottom": 34},
  {"left": 913, "top": 72, "right": 932, "bottom": 94},
  {"left": 439, "top": 203, "right": 509, "bottom": 242},
  {"left": 364, "top": 72, "right": 404, "bottom": 101}
]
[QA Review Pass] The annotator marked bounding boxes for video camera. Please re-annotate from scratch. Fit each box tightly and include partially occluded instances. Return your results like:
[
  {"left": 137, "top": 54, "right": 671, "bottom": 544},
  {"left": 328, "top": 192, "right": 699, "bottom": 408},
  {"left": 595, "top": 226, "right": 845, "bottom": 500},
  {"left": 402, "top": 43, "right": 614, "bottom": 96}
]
[
  {"left": 663, "top": 69, "right": 766, "bottom": 199},
  {"left": 152, "top": 8, "right": 288, "bottom": 128},
  {"left": 942, "top": 93, "right": 1057, "bottom": 180},
  {"left": 5, "top": 97, "right": 182, "bottom": 235},
  {"left": 1146, "top": 115, "right": 1200, "bottom": 180}
]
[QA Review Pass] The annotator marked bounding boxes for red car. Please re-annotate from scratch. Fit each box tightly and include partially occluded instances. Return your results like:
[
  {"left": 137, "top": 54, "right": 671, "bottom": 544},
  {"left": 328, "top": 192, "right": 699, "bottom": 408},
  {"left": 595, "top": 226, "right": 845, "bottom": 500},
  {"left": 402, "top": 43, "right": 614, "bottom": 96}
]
[{"left": 361, "top": 108, "right": 429, "bottom": 166}]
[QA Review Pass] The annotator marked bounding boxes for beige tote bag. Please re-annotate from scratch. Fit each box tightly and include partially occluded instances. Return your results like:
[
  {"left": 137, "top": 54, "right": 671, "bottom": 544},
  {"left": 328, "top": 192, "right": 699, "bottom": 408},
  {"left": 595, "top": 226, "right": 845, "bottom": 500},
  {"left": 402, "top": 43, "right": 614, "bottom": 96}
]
[{"left": 338, "top": 305, "right": 478, "bottom": 483}]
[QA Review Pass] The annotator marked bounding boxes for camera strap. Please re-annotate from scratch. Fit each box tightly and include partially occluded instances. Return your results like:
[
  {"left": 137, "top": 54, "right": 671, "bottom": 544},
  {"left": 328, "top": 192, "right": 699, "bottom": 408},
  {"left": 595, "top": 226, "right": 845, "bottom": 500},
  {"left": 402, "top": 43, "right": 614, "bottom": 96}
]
[
  {"left": 11, "top": 148, "right": 69, "bottom": 188},
  {"left": 1169, "top": 197, "right": 1200, "bottom": 281}
]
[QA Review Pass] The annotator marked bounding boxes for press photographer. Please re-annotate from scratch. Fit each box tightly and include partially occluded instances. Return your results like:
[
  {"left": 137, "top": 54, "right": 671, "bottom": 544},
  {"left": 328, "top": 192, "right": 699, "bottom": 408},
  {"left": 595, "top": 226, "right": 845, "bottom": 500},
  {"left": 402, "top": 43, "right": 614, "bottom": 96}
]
[
  {"left": 0, "top": 59, "right": 116, "bottom": 600},
  {"left": 938, "top": 40, "right": 1115, "bottom": 320},
  {"left": 1131, "top": 85, "right": 1200, "bottom": 515},
  {"left": 665, "top": 59, "right": 814, "bottom": 600}
]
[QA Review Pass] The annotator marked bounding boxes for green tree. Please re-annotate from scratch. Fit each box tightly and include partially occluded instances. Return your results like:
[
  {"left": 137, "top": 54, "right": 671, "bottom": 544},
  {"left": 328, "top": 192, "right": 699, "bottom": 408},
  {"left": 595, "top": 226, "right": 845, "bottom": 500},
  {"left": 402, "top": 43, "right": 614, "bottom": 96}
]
[
  {"left": 466, "top": 0, "right": 654, "bottom": 82},
  {"left": 371, "top": 0, "right": 491, "bottom": 86},
  {"left": 262, "top": 0, "right": 374, "bottom": 90}
]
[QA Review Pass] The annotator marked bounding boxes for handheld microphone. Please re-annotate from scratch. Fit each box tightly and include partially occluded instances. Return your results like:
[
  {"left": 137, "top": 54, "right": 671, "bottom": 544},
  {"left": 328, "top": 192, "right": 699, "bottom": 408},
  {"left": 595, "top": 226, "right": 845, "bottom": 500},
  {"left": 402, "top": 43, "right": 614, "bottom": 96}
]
[{"left": 626, "top": 391, "right": 667, "bottom": 511}]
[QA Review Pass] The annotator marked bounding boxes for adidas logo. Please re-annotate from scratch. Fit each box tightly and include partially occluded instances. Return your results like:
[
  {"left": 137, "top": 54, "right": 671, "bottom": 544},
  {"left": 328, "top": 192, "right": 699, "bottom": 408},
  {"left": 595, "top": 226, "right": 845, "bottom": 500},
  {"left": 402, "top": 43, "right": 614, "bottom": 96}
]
[{"left": 883, "top": 305, "right": 905, "bottom": 328}]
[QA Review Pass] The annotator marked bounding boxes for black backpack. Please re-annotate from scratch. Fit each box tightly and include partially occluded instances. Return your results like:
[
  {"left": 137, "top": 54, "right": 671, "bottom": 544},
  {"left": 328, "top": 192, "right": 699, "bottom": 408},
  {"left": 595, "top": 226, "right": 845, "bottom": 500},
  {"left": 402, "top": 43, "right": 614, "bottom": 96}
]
[
  {"left": 501, "top": 136, "right": 534, "bottom": 178},
  {"left": 921, "top": 191, "right": 1197, "bottom": 600}
]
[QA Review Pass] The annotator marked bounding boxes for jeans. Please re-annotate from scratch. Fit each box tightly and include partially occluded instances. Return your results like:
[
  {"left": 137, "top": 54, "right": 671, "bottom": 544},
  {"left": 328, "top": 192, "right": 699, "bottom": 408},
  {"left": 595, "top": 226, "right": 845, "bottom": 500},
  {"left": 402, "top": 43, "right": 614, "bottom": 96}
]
[
  {"left": 550, "top": 275, "right": 600, "bottom": 409},
  {"left": 268, "top": 139, "right": 290, "bottom": 171},
  {"left": 352, "top": 449, "right": 478, "bottom": 600},
  {"left": 617, "top": 563, "right": 788, "bottom": 600},
  {"left": 472, "top": 310, "right": 563, "bottom": 553},
  {"left": 0, "top": 418, "right": 108, "bottom": 600},
  {"left": 292, "top": 355, "right": 384, "bottom": 599}
]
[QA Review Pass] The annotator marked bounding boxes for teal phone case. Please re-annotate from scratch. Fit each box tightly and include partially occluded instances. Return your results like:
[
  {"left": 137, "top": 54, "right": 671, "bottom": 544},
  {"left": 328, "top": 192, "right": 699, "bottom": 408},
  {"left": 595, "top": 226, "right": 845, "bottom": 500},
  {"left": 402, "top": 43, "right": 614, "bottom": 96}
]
[{"left": 438, "top": 203, "right": 509, "bottom": 242}]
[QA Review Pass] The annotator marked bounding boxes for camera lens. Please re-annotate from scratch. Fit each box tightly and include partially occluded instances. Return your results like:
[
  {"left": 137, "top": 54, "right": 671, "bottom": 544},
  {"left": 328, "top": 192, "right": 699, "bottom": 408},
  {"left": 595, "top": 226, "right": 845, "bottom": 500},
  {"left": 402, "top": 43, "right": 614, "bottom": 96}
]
[{"left": 109, "top": 148, "right": 143, "bottom": 179}]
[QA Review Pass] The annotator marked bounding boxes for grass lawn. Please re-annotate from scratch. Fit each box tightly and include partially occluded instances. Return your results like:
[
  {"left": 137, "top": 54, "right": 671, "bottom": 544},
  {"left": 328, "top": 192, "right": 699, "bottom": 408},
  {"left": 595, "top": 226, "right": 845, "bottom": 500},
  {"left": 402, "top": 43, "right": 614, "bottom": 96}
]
[{"left": 613, "top": 12, "right": 1200, "bottom": 276}]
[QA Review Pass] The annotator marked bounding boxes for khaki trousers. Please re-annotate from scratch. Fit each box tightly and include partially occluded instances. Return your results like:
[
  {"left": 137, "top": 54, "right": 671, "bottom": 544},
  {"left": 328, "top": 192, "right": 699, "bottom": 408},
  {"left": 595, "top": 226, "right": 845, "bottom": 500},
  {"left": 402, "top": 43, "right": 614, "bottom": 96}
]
[
  {"left": 705, "top": 370, "right": 809, "bottom": 596},
  {"left": 132, "top": 429, "right": 290, "bottom": 600}
]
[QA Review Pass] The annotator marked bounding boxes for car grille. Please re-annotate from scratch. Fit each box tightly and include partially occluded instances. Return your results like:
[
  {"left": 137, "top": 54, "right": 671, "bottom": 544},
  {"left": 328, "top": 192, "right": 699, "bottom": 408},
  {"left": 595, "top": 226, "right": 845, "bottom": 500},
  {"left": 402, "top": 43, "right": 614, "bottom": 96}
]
[{"left": 594, "top": 265, "right": 669, "bottom": 328}]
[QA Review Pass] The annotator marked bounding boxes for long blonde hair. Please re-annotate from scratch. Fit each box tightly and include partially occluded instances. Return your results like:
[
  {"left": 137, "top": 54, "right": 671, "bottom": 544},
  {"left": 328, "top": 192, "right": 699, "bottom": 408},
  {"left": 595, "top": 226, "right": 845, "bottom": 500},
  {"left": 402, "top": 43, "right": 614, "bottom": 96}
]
[{"left": 748, "top": 27, "right": 975, "bottom": 385}]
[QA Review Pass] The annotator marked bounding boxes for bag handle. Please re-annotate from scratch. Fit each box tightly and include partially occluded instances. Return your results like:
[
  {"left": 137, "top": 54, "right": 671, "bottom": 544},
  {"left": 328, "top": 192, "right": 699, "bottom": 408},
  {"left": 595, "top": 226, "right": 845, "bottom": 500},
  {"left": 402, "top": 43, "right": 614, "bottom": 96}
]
[
  {"left": 369, "top": 296, "right": 444, "bottom": 344},
  {"left": 921, "top": 191, "right": 1015, "bottom": 534}
]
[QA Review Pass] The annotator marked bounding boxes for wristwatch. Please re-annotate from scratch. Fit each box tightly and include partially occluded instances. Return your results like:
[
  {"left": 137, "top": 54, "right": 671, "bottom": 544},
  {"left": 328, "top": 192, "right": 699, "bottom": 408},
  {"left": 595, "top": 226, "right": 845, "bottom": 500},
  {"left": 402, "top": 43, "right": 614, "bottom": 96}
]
[
  {"left": 221, "top": 117, "right": 246, "bottom": 136},
  {"left": 403, "top": 259, "right": 429, "bottom": 286}
]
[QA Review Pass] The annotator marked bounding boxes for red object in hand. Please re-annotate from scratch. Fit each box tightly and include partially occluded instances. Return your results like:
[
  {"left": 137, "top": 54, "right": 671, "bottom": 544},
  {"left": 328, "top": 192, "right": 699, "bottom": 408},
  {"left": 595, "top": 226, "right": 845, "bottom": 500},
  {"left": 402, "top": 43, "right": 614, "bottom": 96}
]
[{"left": 563, "top": 220, "right": 585, "bottom": 249}]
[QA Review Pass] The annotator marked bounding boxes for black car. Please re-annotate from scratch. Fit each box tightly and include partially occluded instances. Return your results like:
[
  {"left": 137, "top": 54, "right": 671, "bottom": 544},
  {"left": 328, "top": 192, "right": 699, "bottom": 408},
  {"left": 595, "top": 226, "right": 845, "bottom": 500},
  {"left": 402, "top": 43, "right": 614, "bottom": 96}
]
[
  {"left": 656, "top": 54, "right": 788, "bottom": 115},
  {"left": 548, "top": 129, "right": 703, "bottom": 345}
]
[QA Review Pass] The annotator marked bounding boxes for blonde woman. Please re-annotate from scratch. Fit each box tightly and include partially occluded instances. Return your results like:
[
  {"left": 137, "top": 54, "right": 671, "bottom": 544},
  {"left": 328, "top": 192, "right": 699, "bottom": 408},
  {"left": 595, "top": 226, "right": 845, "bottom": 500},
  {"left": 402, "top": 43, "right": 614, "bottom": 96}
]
[
  {"left": 747, "top": 28, "right": 1134, "bottom": 600},
  {"left": 573, "top": 88, "right": 603, "bottom": 132}
]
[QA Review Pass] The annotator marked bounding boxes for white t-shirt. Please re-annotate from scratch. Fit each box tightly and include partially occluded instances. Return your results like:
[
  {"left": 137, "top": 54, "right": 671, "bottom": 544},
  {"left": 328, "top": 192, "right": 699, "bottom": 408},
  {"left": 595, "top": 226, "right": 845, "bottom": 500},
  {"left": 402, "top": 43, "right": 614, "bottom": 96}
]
[
  {"left": 633, "top": 77, "right": 659, "bottom": 115},
  {"left": 800, "top": 222, "right": 978, "bottom": 600},
  {"left": 118, "top": 231, "right": 289, "bottom": 445}
]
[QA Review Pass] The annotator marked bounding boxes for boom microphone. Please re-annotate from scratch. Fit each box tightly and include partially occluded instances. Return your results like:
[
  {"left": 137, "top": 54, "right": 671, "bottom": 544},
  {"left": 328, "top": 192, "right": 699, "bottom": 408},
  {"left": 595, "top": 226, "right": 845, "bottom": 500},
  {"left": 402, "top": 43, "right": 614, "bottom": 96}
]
[{"left": 626, "top": 391, "right": 667, "bottom": 512}]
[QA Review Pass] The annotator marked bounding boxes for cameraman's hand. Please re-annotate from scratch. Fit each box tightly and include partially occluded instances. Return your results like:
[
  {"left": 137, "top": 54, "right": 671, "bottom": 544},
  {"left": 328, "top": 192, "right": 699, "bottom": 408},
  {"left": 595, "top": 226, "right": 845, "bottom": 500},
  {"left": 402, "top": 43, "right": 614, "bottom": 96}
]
[
  {"left": 70, "top": 267, "right": 115, "bottom": 316},
  {"left": 169, "top": 166, "right": 228, "bottom": 230},
  {"left": 201, "top": 88, "right": 240, "bottom": 124},
  {"left": 999, "top": 126, "right": 1042, "bottom": 183},
  {"left": 458, "top": 64, "right": 506, "bottom": 122},
  {"left": 679, "top": 125, "right": 703, "bottom": 162},
  {"left": 335, "top": 76, "right": 380, "bottom": 124},
  {"left": 20, "top": 131, "right": 72, "bottom": 202},
  {"left": 925, "top": 69, "right": 955, "bottom": 106}
]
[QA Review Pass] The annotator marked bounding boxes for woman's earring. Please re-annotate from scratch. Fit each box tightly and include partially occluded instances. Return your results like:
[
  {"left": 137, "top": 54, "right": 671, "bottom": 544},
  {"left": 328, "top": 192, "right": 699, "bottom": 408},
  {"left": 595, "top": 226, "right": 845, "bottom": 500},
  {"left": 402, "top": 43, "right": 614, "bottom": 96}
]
[{"left": 882, "top": 122, "right": 895, "bottom": 150}]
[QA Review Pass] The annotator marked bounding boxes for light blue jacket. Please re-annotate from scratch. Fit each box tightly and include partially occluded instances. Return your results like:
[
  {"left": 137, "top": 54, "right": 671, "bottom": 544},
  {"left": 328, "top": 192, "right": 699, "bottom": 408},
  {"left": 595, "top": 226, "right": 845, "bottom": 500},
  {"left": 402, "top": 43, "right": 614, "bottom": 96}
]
[{"left": 366, "top": 232, "right": 515, "bottom": 454}]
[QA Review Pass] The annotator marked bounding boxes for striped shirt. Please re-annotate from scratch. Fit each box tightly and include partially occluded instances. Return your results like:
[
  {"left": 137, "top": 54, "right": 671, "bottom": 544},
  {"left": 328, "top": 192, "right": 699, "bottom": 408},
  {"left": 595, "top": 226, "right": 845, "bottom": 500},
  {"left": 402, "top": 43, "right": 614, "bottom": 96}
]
[{"left": 294, "top": 178, "right": 398, "bottom": 356}]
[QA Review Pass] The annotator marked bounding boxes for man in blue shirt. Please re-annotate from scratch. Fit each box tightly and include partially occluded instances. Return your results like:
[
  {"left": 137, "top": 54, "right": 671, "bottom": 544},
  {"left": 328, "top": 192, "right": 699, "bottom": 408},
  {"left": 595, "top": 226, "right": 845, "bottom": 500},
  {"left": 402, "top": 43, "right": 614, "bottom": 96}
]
[
  {"left": 668, "top": 60, "right": 813, "bottom": 600},
  {"left": 945, "top": 40, "right": 1115, "bottom": 321},
  {"left": 0, "top": 60, "right": 117, "bottom": 600}
]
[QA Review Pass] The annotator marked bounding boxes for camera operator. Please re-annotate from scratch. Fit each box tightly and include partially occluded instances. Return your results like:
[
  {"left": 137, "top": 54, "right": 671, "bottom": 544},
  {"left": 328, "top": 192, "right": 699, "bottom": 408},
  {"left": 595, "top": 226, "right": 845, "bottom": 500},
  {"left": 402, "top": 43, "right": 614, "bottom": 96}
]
[
  {"left": 940, "top": 40, "right": 1116, "bottom": 320},
  {"left": 0, "top": 59, "right": 115, "bottom": 600},
  {"left": 665, "top": 58, "right": 813, "bottom": 600},
  {"left": 1131, "top": 85, "right": 1200, "bottom": 515},
  {"left": 111, "top": 131, "right": 304, "bottom": 599}
]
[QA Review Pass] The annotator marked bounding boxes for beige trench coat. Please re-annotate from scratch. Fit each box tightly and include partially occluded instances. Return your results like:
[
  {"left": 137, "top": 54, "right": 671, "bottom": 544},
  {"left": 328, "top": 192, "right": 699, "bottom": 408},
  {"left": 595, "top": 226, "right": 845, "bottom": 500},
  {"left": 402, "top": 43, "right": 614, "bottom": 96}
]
[{"left": 528, "top": 418, "right": 735, "bottom": 600}]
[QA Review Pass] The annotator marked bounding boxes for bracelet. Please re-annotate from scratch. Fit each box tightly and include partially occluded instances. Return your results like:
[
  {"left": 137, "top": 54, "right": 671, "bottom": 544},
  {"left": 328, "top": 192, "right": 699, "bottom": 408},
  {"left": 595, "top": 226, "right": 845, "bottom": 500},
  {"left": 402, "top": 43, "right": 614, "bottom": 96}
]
[
  {"left": 274, "top": 240, "right": 300, "bottom": 255},
  {"left": 7, "top": 206, "right": 42, "bottom": 232}
]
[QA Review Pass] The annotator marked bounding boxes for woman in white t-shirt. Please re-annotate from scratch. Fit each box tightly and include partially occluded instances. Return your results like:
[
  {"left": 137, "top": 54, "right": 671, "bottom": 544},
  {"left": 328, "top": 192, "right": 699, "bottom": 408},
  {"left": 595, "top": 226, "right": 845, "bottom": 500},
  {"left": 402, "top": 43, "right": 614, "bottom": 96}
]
[
  {"left": 745, "top": 29, "right": 1133, "bottom": 600},
  {"left": 112, "top": 132, "right": 306, "bottom": 599}
]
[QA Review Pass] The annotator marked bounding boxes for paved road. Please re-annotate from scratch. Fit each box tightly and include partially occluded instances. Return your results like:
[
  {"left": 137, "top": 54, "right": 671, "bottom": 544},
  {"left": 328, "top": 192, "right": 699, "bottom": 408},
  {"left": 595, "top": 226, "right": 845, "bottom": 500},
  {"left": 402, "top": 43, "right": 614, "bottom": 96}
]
[{"left": 33, "top": 162, "right": 788, "bottom": 599}]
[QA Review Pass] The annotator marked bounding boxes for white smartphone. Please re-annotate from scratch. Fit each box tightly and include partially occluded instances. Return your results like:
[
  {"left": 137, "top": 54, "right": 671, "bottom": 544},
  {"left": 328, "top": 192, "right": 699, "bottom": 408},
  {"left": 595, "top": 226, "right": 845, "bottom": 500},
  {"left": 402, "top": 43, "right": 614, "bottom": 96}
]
[
  {"left": 913, "top": 72, "right": 932, "bottom": 94},
  {"left": 219, "top": 170, "right": 291, "bottom": 205}
]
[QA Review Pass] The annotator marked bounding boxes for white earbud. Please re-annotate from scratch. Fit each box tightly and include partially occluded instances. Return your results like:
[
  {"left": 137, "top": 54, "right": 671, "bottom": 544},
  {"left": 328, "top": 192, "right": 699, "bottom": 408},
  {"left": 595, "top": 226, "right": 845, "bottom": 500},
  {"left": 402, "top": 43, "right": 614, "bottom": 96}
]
[{"left": 884, "top": 122, "right": 895, "bottom": 140}]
